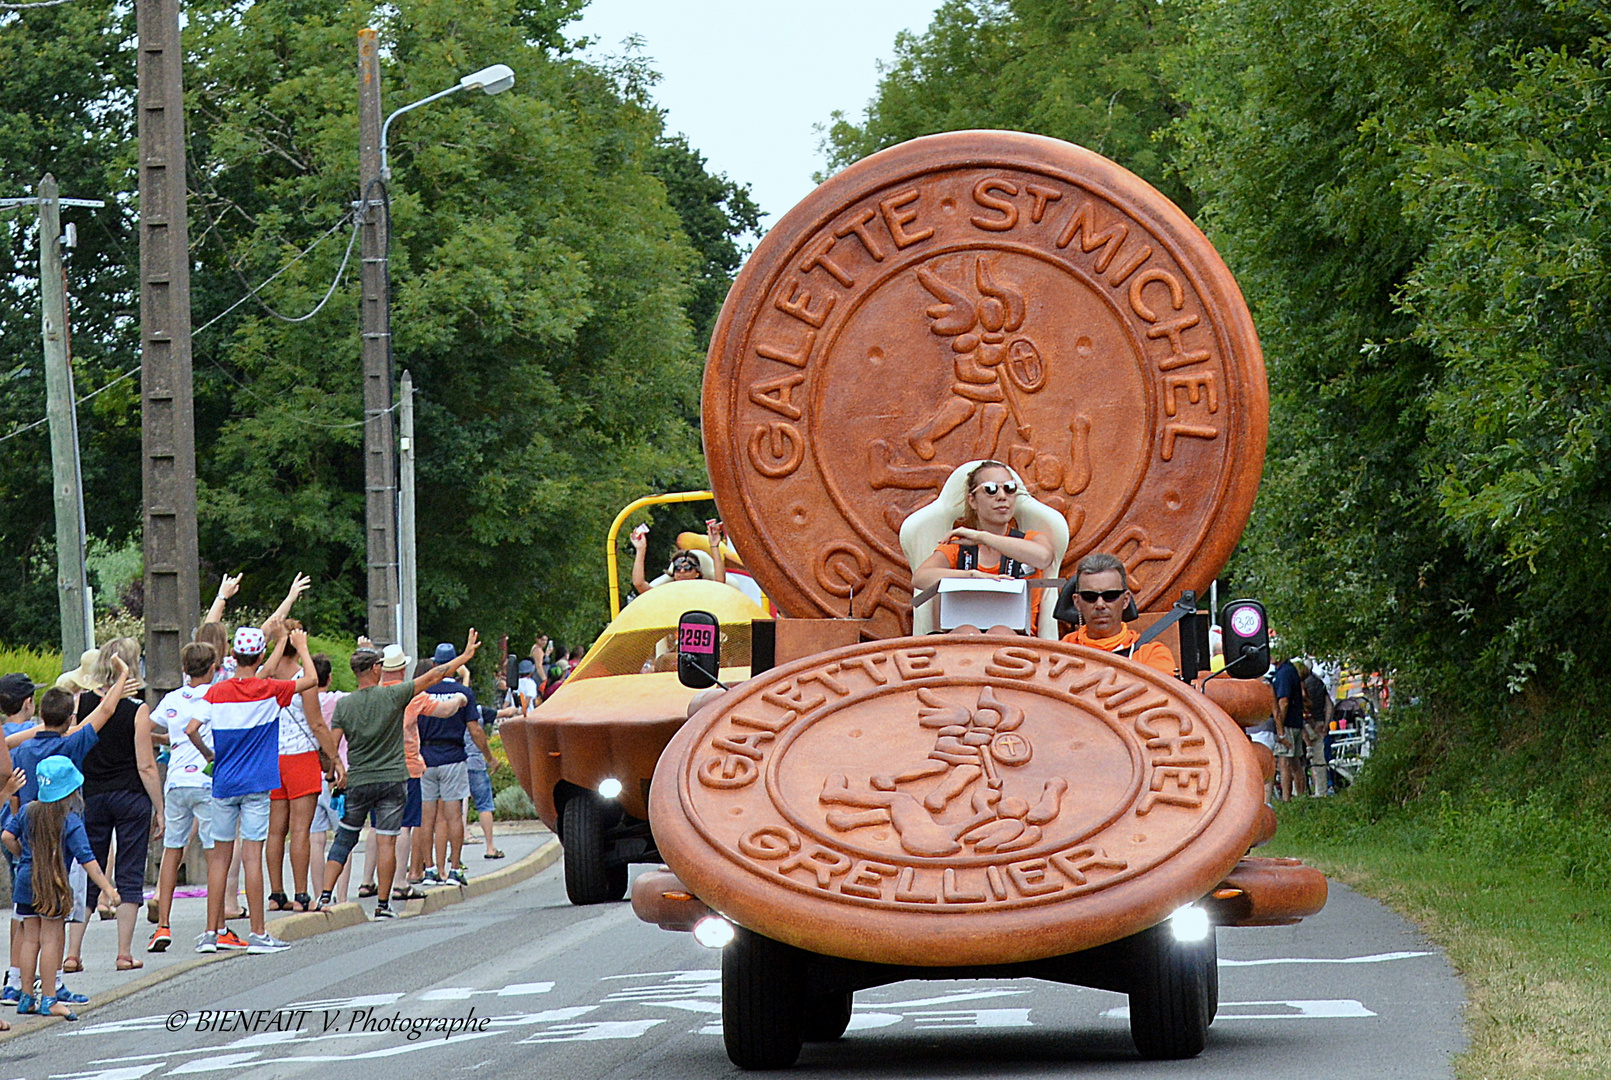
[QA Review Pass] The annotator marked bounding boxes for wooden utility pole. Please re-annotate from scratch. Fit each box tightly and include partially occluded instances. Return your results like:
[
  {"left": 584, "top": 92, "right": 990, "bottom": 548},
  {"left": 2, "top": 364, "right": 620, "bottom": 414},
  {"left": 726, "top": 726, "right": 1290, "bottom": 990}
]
[
  {"left": 358, "top": 27, "right": 399, "bottom": 645},
  {"left": 37, "top": 174, "right": 94, "bottom": 662},
  {"left": 137, "top": 0, "right": 202, "bottom": 694}
]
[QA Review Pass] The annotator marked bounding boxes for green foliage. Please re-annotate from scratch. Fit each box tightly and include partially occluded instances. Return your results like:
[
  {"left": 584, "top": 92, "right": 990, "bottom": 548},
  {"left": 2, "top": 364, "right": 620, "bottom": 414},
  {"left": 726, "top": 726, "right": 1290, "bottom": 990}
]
[
  {"left": 1172, "top": 0, "right": 1611, "bottom": 700},
  {"left": 821, "top": 0, "right": 1193, "bottom": 211},
  {"left": 493, "top": 782, "right": 538, "bottom": 820},
  {"left": 0, "top": 643, "right": 63, "bottom": 689},
  {"left": 0, "top": 0, "right": 755, "bottom": 657}
]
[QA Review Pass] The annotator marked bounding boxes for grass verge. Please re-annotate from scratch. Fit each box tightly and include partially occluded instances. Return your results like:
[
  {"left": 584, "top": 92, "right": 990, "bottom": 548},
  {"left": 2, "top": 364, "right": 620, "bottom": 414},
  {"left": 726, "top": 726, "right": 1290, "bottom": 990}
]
[{"left": 1269, "top": 794, "right": 1611, "bottom": 1079}]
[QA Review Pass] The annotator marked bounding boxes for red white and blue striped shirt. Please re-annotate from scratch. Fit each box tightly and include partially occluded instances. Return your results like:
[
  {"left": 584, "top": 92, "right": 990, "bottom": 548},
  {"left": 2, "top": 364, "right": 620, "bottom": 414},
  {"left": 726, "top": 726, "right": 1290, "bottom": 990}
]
[{"left": 201, "top": 677, "right": 296, "bottom": 798}]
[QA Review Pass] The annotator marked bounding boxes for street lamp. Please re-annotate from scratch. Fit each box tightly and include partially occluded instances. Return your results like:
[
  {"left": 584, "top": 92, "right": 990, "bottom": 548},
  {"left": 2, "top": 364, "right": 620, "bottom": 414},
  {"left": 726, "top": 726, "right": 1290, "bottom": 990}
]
[
  {"left": 380, "top": 64, "right": 516, "bottom": 180},
  {"left": 358, "top": 55, "right": 514, "bottom": 660}
]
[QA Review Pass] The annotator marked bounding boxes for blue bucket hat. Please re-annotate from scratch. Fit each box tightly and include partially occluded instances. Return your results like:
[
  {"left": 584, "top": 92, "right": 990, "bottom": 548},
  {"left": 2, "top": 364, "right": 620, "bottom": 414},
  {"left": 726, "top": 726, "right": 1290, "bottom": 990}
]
[
  {"left": 37, "top": 755, "right": 85, "bottom": 804},
  {"left": 517, "top": 659, "right": 534, "bottom": 676},
  {"left": 433, "top": 642, "right": 457, "bottom": 665}
]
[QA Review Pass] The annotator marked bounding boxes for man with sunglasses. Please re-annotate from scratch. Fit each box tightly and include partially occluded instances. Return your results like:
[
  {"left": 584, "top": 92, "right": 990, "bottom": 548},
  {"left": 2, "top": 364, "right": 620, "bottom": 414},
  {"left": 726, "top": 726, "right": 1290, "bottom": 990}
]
[{"left": 1059, "top": 553, "right": 1177, "bottom": 676}]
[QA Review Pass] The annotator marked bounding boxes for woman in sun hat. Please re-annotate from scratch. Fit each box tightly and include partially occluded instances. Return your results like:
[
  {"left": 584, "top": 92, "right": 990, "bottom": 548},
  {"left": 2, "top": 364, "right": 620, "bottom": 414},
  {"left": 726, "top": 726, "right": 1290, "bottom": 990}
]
[{"left": 2, "top": 756, "right": 119, "bottom": 1020}]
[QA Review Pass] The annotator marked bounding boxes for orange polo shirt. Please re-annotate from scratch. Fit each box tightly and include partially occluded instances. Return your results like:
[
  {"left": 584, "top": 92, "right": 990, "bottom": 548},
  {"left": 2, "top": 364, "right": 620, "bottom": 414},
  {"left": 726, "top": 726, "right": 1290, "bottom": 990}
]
[{"left": 1062, "top": 625, "right": 1177, "bottom": 677}]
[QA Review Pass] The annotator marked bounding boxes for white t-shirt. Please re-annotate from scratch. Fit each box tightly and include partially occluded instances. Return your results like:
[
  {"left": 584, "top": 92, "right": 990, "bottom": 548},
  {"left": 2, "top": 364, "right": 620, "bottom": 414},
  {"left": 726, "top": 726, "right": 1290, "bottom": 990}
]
[{"left": 154, "top": 682, "right": 212, "bottom": 789}]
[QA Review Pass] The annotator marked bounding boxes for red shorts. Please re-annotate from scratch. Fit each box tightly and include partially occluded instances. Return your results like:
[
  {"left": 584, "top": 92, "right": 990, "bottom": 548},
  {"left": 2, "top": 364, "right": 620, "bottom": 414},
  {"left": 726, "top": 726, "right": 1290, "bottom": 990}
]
[{"left": 271, "top": 750, "right": 323, "bottom": 801}]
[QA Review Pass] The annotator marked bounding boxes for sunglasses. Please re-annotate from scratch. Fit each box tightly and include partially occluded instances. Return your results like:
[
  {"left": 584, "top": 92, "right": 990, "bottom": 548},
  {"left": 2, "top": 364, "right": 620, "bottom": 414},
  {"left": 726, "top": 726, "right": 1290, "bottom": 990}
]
[
  {"left": 1076, "top": 588, "right": 1128, "bottom": 603},
  {"left": 974, "top": 481, "right": 1020, "bottom": 497}
]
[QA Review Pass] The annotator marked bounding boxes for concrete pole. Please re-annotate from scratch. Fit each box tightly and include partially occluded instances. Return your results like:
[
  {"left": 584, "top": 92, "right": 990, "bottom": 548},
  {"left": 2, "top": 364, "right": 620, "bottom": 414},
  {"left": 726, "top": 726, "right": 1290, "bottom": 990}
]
[
  {"left": 398, "top": 370, "right": 418, "bottom": 667},
  {"left": 137, "top": 0, "right": 202, "bottom": 696},
  {"left": 359, "top": 27, "right": 400, "bottom": 645},
  {"left": 38, "top": 174, "right": 91, "bottom": 662}
]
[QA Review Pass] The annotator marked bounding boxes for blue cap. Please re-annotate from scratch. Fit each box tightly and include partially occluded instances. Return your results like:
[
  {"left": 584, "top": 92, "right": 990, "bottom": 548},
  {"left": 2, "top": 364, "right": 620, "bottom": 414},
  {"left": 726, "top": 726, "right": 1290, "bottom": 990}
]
[
  {"left": 518, "top": 659, "right": 534, "bottom": 675},
  {"left": 37, "top": 755, "right": 85, "bottom": 803},
  {"left": 433, "top": 642, "right": 457, "bottom": 665}
]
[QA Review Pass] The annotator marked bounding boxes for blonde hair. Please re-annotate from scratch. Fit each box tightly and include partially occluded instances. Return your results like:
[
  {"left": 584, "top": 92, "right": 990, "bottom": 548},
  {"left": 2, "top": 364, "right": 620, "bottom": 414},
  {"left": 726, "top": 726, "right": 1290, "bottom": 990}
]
[{"left": 95, "top": 637, "right": 140, "bottom": 690}]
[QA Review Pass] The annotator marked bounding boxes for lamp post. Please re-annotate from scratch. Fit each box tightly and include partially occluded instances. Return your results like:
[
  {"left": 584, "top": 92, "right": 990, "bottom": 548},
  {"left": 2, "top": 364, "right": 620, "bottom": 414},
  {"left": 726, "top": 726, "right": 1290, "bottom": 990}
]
[{"left": 356, "top": 37, "right": 513, "bottom": 647}]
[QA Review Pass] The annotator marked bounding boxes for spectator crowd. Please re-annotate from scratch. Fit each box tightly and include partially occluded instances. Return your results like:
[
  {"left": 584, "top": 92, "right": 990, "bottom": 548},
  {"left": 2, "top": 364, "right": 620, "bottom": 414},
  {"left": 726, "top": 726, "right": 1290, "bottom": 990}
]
[{"left": 0, "top": 573, "right": 566, "bottom": 1024}]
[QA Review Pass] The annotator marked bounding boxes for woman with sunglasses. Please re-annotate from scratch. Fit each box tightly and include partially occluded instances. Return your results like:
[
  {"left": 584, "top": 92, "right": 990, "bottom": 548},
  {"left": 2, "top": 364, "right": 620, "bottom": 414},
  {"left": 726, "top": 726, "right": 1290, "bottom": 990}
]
[
  {"left": 1060, "top": 553, "right": 1176, "bottom": 676},
  {"left": 629, "top": 519, "right": 728, "bottom": 595},
  {"left": 912, "top": 462, "right": 1054, "bottom": 623}
]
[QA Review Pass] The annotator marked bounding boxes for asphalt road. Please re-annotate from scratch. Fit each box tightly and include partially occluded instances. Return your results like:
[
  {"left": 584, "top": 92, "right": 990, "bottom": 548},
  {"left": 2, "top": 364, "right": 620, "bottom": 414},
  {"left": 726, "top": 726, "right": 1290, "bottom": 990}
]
[{"left": 4, "top": 860, "right": 1465, "bottom": 1079}]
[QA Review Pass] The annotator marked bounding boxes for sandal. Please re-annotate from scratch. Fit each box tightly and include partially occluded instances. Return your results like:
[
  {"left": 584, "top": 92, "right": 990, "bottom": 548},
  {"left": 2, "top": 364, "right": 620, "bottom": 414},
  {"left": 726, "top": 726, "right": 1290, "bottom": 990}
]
[
  {"left": 391, "top": 886, "right": 425, "bottom": 902},
  {"left": 38, "top": 995, "right": 77, "bottom": 1021},
  {"left": 357, "top": 883, "right": 379, "bottom": 899},
  {"left": 266, "top": 892, "right": 290, "bottom": 912},
  {"left": 291, "top": 893, "right": 312, "bottom": 913},
  {"left": 62, "top": 957, "right": 83, "bottom": 974},
  {"left": 115, "top": 956, "right": 143, "bottom": 971},
  {"left": 483, "top": 849, "right": 506, "bottom": 859}
]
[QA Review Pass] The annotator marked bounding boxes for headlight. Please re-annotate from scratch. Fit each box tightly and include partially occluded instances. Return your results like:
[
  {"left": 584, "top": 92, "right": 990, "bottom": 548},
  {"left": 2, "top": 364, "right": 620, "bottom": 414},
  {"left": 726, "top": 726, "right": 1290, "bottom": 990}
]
[
  {"left": 692, "top": 915, "right": 735, "bottom": 949},
  {"left": 597, "top": 777, "right": 623, "bottom": 800},
  {"left": 1169, "top": 904, "right": 1212, "bottom": 943}
]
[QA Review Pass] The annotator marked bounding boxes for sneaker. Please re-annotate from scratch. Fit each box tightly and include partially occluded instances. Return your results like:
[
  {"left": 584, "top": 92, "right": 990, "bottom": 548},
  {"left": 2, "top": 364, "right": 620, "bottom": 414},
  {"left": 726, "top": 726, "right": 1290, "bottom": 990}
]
[
  {"left": 421, "top": 867, "right": 444, "bottom": 887},
  {"left": 148, "top": 926, "right": 172, "bottom": 953},
  {"left": 246, "top": 932, "right": 290, "bottom": 954},
  {"left": 372, "top": 903, "right": 397, "bottom": 919},
  {"left": 1, "top": 985, "right": 19, "bottom": 1005},
  {"left": 216, "top": 929, "right": 250, "bottom": 951},
  {"left": 54, "top": 983, "right": 89, "bottom": 1004},
  {"left": 195, "top": 931, "right": 218, "bottom": 954},
  {"left": 448, "top": 865, "right": 468, "bottom": 886}
]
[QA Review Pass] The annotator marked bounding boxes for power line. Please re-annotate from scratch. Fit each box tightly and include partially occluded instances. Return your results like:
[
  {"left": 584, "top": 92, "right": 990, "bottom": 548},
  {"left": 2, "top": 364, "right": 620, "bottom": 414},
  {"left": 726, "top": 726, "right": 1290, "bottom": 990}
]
[
  {"left": 0, "top": 211, "right": 371, "bottom": 443},
  {"left": 0, "top": 0, "right": 81, "bottom": 8}
]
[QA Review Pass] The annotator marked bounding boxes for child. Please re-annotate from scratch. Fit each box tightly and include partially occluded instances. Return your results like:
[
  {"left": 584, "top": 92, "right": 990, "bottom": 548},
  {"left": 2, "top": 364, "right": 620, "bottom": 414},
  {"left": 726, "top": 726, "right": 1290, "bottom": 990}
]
[{"left": 1, "top": 757, "right": 119, "bottom": 1020}]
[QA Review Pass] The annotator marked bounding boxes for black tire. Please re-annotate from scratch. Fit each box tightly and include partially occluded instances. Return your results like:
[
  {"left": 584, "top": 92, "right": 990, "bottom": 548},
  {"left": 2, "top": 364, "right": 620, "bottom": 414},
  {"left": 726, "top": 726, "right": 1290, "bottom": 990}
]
[
  {"left": 1127, "top": 923, "right": 1215, "bottom": 1059},
  {"left": 802, "top": 991, "right": 853, "bottom": 1042},
  {"left": 561, "top": 792, "right": 627, "bottom": 905},
  {"left": 723, "top": 927, "right": 807, "bottom": 1069}
]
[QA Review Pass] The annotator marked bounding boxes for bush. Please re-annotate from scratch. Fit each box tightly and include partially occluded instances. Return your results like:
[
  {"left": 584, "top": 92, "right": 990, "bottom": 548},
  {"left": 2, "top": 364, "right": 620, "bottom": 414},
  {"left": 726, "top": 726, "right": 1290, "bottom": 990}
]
[
  {"left": 493, "top": 784, "right": 537, "bottom": 821},
  {"left": 0, "top": 644, "right": 64, "bottom": 688}
]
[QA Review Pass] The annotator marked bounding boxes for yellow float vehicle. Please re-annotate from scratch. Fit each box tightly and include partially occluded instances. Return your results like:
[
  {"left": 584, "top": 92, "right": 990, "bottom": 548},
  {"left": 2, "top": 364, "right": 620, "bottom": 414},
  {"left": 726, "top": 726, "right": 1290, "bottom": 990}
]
[{"left": 500, "top": 492, "right": 770, "bottom": 905}]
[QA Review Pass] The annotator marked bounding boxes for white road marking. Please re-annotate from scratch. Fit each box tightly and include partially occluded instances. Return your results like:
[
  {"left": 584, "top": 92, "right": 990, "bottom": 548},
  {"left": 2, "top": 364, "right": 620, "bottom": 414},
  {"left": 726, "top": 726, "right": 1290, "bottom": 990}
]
[
  {"left": 600, "top": 969, "right": 719, "bottom": 981},
  {"left": 516, "top": 1020, "right": 666, "bottom": 1044},
  {"left": 1102, "top": 999, "right": 1378, "bottom": 1021},
  {"left": 910, "top": 1008, "right": 1034, "bottom": 1029},
  {"left": 861, "top": 988, "right": 1031, "bottom": 1009},
  {"left": 1219, "top": 951, "right": 1431, "bottom": 967},
  {"left": 419, "top": 981, "right": 554, "bottom": 1001},
  {"left": 168, "top": 1030, "right": 502, "bottom": 1069},
  {"left": 284, "top": 993, "right": 406, "bottom": 1010},
  {"left": 48, "top": 1069, "right": 164, "bottom": 1080},
  {"left": 482, "top": 1007, "right": 598, "bottom": 1027}
]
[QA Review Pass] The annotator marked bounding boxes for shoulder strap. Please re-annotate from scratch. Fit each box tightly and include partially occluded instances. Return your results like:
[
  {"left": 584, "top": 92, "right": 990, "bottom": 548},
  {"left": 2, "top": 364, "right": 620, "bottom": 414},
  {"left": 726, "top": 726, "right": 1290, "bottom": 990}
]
[{"left": 1131, "top": 590, "right": 1199, "bottom": 652}]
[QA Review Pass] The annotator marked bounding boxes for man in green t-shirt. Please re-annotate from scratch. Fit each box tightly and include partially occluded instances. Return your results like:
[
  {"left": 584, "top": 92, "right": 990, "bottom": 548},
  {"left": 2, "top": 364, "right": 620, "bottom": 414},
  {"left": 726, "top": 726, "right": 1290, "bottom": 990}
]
[{"left": 319, "top": 630, "right": 479, "bottom": 915}]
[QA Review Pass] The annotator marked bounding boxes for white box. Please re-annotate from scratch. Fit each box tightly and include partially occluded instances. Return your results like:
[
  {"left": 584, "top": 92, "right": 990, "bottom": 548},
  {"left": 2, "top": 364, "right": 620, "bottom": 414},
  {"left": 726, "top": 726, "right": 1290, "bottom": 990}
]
[{"left": 934, "top": 577, "right": 1032, "bottom": 632}]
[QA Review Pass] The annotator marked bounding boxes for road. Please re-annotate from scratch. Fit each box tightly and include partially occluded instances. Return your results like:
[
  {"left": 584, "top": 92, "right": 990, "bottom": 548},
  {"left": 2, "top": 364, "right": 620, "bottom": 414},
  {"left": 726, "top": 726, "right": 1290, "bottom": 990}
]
[{"left": 4, "top": 860, "right": 1465, "bottom": 1079}]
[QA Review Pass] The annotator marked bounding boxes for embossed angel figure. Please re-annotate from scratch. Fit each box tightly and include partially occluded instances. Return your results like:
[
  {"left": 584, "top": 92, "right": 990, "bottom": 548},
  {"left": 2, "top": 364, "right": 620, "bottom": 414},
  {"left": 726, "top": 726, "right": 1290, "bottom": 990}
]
[{"left": 820, "top": 686, "right": 1067, "bottom": 858}]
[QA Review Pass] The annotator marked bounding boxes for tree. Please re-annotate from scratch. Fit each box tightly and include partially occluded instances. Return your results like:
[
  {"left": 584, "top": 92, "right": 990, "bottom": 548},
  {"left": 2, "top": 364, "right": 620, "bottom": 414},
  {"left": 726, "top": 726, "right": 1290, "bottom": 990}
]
[
  {"left": 0, "top": 0, "right": 757, "bottom": 651},
  {"left": 821, "top": 0, "right": 1192, "bottom": 212},
  {"left": 0, "top": 2, "right": 140, "bottom": 645}
]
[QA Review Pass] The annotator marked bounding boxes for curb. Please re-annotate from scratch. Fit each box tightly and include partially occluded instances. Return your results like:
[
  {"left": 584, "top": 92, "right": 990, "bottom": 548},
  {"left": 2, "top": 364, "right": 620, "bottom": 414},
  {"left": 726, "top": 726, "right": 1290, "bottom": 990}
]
[{"left": 0, "top": 838, "right": 561, "bottom": 1043}]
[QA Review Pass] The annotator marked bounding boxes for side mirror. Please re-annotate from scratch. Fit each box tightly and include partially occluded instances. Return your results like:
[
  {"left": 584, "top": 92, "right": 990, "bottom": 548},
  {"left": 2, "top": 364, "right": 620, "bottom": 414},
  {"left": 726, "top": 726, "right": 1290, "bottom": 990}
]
[
  {"left": 677, "top": 610, "right": 723, "bottom": 689},
  {"left": 1218, "top": 599, "right": 1270, "bottom": 679},
  {"left": 504, "top": 654, "right": 521, "bottom": 699}
]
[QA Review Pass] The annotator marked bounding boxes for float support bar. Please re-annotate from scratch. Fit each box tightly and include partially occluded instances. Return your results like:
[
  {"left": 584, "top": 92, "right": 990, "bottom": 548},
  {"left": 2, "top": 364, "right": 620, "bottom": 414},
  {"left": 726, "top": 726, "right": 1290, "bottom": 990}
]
[{"left": 607, "top": 490, "right": 715, "bottom": 618}]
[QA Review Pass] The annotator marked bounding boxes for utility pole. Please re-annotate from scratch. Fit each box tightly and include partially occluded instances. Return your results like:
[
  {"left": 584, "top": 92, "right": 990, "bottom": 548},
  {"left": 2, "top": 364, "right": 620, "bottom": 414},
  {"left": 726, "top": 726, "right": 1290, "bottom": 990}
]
[
  {"left": 137, "top": 0, "right": 202, "bottom": 696},
  {"left": 398, "top": 371, "right": 417, "bottom": 665},
  {"left": 358, "top": 27, "right": 399, "bottom": 645},
  {"left": 37, "top": 174, "right": 98, "bottom": 662}
]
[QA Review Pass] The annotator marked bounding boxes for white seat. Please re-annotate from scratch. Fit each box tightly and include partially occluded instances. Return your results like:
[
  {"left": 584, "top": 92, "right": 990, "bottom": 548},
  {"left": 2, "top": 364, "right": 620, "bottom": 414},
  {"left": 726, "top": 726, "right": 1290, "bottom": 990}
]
[{"left": 900, "top": 460, "right": 1070, "bottom": 639}]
